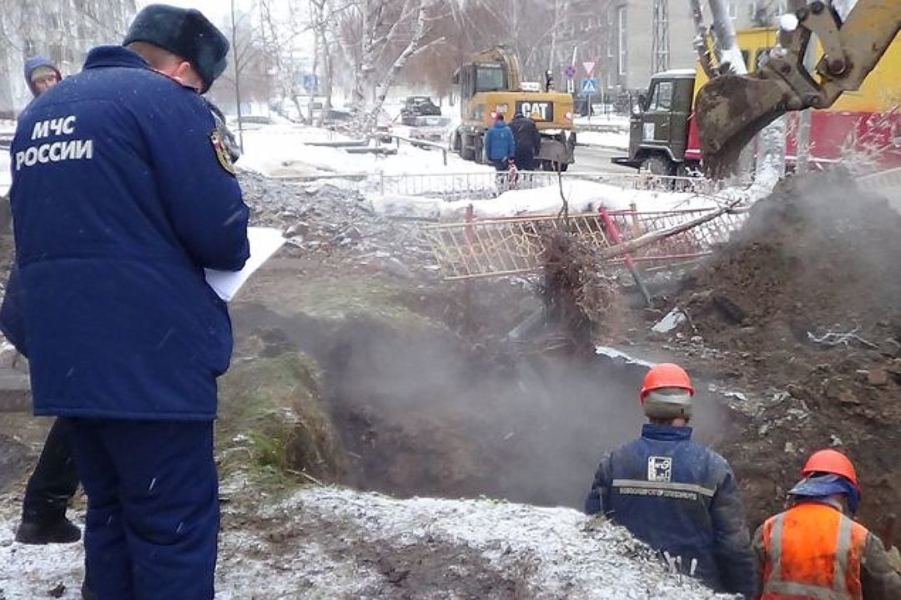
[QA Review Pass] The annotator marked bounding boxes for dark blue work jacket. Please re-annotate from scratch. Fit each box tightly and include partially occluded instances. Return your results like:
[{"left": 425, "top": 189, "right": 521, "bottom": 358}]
[
  {"left": 586, "top": 424, "right": 757, "bottom": 597},
  {"left": 2, "top": 46, "right": 249, "bottom": 420}
]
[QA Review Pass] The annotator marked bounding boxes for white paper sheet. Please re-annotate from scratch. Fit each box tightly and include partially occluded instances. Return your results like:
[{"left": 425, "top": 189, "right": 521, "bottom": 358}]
[{"left": 204, "top": 227, "right": 285, "bottom": 302}]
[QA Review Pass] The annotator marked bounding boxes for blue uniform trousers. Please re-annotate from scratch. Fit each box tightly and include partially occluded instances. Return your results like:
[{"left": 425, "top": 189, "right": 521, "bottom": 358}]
[{"left": 69, "top": 420, "right": 218, "bottom": 600}]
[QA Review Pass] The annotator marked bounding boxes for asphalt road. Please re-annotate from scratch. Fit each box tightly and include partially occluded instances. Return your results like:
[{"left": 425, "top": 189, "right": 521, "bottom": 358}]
[{"left": 571, "top": 144, "right": 636, "bottom": 174}]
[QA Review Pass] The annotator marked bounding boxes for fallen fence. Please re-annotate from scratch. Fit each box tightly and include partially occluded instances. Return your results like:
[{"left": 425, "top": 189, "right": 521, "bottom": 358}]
[{"left": 420, "top": 203, "right": 748, "bottom": 281}]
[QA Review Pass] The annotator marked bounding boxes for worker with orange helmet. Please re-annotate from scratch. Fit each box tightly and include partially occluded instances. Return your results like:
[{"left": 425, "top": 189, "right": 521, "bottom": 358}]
[
  {"left": 754, "top": 450, "right": 901, "bottom": 599},
  {"left": 585, "top": 363, "right": 757, "bottom": 597}
]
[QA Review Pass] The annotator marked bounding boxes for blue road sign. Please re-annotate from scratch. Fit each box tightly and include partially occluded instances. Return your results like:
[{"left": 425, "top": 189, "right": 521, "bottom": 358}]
[
  {"left": 303, "top": 74, "right": 319, "bottom": 91},
  {"left": 565, "top": 65, "right": 576, "bottom": 79},
  {"left": 581, "top": 78, "right": 599, "bottom": 94}
]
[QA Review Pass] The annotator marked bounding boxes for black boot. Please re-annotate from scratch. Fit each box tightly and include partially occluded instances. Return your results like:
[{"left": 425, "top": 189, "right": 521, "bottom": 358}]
[{"left": 14, "top": 516, "right": 81, "bottom": 544}]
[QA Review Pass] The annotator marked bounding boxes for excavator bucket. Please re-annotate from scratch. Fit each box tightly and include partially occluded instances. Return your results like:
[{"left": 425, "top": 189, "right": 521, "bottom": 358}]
[{"left": 695, "top": 74, "right": 792, "bottom": 178}]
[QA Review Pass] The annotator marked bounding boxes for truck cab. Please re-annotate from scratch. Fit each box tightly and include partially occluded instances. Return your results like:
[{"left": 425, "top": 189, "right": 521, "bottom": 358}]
[{"left": 615, "top": 70, "right": 698, "bottom": 175}]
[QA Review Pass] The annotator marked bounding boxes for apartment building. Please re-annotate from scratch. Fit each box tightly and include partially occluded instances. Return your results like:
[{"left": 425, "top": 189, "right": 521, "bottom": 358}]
[{"left": 599, "top": 0, "right": 790, "bottom": 92}]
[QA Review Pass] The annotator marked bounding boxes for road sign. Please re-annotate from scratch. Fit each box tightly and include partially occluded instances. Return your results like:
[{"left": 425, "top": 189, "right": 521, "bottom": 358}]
[
  {"left": 581, "top": 78, "right": 599, "bottom": 94},
  {"left": 583, "top": 61, "right": 596, "bottom": 75},
  {"left": 565, "top": 65, "right": 576, "bottom": 79},
  {"left": 303, "top": 74, "right": 319, "bottom": 91}
]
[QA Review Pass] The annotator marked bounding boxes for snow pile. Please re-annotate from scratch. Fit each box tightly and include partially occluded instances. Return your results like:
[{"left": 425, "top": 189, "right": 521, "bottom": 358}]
[
  {"left": 374, "top": 180, "right": 735, "bottom": 222},
  {"left": 1, "top": 484, "right": 732, "bottom": 599},
  {"left": 239, "top": 123, "right": 491, "bottom": 179},
  {"left": 238, "top": 123, "right": 358, "bottom": 177},
  {"left": 236, "top": 486, "right": 731, "bottom": 599},
  {"left": 237, "top": 172, "right": 433, "bottom": 273}
]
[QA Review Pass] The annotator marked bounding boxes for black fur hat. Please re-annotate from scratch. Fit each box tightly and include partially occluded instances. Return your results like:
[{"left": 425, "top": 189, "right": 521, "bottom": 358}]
[{"left": 123, "top": 4, "right": 229, "bottom": 93}]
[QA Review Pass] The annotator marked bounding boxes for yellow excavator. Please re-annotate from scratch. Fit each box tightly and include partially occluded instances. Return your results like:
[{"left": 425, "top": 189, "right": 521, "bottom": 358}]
[
  {"left": 451, "top": 47, "right": 577, "bottom": 170},
  {"left": 696, "top": 0, "right": 900, "bottom": 175}
]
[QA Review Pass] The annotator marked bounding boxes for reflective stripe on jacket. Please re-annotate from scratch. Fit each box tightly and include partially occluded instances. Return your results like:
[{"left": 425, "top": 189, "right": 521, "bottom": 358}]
[
  {"left": 585, "top": 424, "right": 757, "bottom": 597},
  {"left": 761, "top": 502, "right": 868, "bottom": 599}
]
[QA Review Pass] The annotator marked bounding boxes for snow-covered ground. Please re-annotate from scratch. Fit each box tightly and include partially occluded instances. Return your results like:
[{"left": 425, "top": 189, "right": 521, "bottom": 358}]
[
  {"left": 0, "top": 152, "right": 10, "bottom": 198},
  {"left": 373, "top": 179, "right": 754, "bottom": 222},
  {"left": 1, "top": 119, "right": 14, "bottom": 197},
  {"left": 574, "top": 114, "right": 630, "bottom": 129},
  {"left": 0, "top": 483, "right": 732, "bottom": 599},
  {"left": 578, "top": 130, "right": 630, "bottom": 150},
  {"left": 238, "top": 122, "right": 490, "bottom": 180}
]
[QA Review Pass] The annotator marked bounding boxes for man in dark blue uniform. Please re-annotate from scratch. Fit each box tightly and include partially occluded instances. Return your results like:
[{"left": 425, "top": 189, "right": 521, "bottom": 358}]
[
  {"left": 4, "top": 5, "right": 249, "bottom": 599},
  {"left": 585, "top": 363, "right": 756, "bottom": 598}
]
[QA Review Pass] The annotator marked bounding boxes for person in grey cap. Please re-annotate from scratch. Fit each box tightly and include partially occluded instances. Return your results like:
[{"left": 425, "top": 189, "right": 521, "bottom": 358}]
[{"left": 2, "top": 4, "right": 249, "bottom": 599}]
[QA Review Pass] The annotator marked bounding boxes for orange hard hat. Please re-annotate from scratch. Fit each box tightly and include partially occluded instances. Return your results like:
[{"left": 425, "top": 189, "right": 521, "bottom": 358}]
[
  {"left": 802, "top": 449, "right": 859, "bottom": 488},
  {"left": 640, "top": 363, "right": 695, "bottom": 400}
]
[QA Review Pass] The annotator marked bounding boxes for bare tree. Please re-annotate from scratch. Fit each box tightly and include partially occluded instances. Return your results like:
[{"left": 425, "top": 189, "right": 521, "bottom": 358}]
[
  {"left": 333, "top": 0, "right": 449, "bottom": 131},
  {"left": 0, "top": 0, "right": 137, "bottom": 116}
]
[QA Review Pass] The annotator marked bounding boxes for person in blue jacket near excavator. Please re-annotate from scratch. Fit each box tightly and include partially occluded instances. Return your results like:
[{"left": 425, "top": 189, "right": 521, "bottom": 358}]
[
  {"left": 484, "top": 113, "right": 516, "bottom": 171},
  {"left": 3, "top": 4, "right": 249, "bottom": 598},
  {"left": 585, "top": 363, "right": 757, "bottom": 598}
]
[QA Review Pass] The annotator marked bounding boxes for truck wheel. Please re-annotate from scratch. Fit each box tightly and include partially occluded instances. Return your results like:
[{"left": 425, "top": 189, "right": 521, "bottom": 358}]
[
  {"left": 640, "top": 155, "right": 676, "bottom": 176},
  {"left": 460, "top": 134, "right": 475, "bottom": 161},
  {"left": 473, "top": 135, "right": 485, "bottom": 164}
]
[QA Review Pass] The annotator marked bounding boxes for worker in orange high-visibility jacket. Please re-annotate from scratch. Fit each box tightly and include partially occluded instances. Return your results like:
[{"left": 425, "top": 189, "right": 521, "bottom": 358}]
[{"left": 754, "top": 449, "right": 901, "bottom": 600}]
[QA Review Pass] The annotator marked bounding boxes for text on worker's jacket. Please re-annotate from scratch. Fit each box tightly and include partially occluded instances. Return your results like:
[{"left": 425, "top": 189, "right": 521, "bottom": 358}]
[{"left": 15, "top": 116, "right": 94, "bottom": 171}]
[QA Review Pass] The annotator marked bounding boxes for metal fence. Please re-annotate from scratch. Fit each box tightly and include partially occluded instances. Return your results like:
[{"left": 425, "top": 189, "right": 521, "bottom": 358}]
[
  {"left": 375, "top": 170, "right": 725, "bottom": 201},
  {"left": 275, "top": 169, "right": 727, "bottom": 202},
  {"left": 421, "top": 205, "right": 748, "bottom": 281}
]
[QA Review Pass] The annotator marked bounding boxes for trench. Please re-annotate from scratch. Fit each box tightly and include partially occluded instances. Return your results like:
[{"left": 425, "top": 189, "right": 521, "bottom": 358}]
[{"left": 232, "top": 300, "right": 731, "bottom": 510}]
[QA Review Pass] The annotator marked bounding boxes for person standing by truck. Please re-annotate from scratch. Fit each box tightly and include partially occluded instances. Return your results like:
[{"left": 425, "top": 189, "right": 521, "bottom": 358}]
[
  {"left": 484, "top": 114, "right": 515, "bottom": 171},
  {"left": 509, "top": 112, "right": 541, "bottom": 171}
]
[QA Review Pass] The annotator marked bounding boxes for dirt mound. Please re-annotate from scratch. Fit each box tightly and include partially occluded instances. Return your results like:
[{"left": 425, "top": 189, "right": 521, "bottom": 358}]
[
  {"left": 680, "top": 171, "right": 901, "bottom": 350},
  {"left": 670, "top": 172, "right": 901, "bottom": 529}
]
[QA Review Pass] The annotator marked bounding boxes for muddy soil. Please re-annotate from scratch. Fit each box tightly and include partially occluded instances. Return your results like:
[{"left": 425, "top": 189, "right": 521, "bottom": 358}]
[
  {"left": 665, "top": 172, "right": 901, "bottom": 529},
  {"left": 231, "top": 263, "right": 730, "bottom": 511},
  {"left": 0, "top": 433, "right": 29, "bottom": 493}
]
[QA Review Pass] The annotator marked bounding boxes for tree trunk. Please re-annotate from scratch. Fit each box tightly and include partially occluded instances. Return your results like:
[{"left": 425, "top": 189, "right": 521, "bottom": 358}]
[{"left": 363, "top": 2, "right": 432, "bottom": 131}]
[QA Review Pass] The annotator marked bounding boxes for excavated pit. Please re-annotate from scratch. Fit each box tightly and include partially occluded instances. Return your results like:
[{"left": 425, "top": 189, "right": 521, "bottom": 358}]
[{"left": 231, "top": 296, "right": 730, "bottom": 510}]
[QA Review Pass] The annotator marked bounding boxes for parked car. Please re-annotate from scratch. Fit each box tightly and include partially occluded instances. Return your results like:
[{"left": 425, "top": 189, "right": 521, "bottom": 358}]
[
  {"left": 400, "top": 96, "right": 441, "bottom": 124},
  {"left": 406, "top": 116, "right": 452, "bottom": 143}
]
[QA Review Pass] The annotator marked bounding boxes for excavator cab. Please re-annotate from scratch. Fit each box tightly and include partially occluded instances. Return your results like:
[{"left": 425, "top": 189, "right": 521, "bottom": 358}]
[
  {"left": 455, "top": 63, "right": 507, "bottom": 102},
  {"left": 695, "top": 0, "right": 900, "bottom": 175}
]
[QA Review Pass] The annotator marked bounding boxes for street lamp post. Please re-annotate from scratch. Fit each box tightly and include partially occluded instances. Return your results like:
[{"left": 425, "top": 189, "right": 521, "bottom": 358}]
[{"left": 231, "top": 0, "right": 245, "bottom": 153}]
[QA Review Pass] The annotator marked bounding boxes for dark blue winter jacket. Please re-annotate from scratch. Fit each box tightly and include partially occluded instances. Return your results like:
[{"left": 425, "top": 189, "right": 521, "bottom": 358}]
[
  {"left": 3, "top": 46, "right": 249, "bottom": 421},
  {"left": 585, "top": 424, "right": 757, "bottom": 598},
  {"left": 484, "top": 121, "right": 515, "bottom": 161}
]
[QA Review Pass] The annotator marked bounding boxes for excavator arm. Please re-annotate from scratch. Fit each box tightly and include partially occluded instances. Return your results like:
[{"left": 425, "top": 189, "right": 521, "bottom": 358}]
[{"left": 696, "top": 0, "right": 901, "bottom": 175}]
